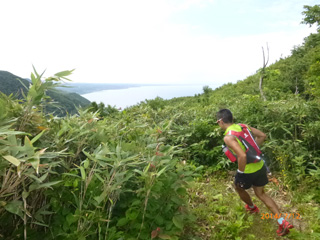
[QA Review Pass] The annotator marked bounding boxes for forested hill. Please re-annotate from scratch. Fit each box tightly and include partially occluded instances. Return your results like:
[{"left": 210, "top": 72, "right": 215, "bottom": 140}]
[
  {"left": 0, "top": 70, "right": 90, "bottom": 116},
  {"left": 179, "top": 29, "right": 320, "bottom": 107}
]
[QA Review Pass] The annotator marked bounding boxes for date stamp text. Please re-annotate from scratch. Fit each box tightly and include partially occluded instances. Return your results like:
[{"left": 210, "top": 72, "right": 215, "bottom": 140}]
[{"left": 261, "top": 213, "right": 300, "bottom": 220}]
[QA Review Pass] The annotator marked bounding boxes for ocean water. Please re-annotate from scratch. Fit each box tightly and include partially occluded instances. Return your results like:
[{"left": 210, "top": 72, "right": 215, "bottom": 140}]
[{"left": 82, "top": 84, "right": 214, "bottom": 109}]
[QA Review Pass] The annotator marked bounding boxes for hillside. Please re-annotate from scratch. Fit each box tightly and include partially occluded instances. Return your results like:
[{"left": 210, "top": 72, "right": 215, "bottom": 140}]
[{"left": 0, "top": 70, "right": 90, "bottom": 116}]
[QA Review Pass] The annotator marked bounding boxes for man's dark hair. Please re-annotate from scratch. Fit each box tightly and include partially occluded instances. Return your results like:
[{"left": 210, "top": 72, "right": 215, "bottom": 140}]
[{"left": 216, "top": 109, "right": 233, "bottom": 123}]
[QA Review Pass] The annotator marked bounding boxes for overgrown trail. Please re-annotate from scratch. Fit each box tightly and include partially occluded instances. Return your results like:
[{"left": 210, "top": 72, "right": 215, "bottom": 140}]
[{"left": 183, "top": 171, "right": 319, "bottom": 240}]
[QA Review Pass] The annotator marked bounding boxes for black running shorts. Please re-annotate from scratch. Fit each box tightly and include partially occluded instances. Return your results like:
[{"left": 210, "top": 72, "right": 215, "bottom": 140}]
[{"left": 234, "top": 164, "right": 269, "bottom": 189}]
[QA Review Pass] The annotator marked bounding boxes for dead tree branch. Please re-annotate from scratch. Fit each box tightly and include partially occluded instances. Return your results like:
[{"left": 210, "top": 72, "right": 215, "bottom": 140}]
[{"left": 259, "top": 43, "right": 269, "bottom": 101}]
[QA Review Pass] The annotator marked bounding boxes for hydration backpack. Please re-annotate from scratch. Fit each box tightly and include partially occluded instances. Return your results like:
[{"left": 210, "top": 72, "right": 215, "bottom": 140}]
[{"left": 223, "top": 124, "right": 262, "bottom": 163}]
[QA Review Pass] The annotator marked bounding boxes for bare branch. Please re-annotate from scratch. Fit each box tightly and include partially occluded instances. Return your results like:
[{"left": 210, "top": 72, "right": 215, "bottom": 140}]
[
  {"left": 262, "top": 47, "right": 265, "bottom": 67},
  {"left": 265, "top": 43, "right": 269, "bottom": 66},
  {"left": 259, "top": 43, "right": 269, "bottom": 101}
]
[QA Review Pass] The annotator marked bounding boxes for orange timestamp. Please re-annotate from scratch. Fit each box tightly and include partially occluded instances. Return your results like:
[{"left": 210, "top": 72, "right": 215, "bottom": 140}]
[{"left": 261, "top": 213, "right": 300, "bottom": 220}]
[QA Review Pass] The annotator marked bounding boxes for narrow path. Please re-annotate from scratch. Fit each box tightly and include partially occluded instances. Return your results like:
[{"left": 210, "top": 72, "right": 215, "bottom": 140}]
[{"left": 183, "top": 171, "right": 312, "bottom": 240}]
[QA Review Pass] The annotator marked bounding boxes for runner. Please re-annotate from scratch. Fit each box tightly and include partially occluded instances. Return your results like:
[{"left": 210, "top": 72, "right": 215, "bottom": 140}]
[{"left": 216, "top": 109, "right": 293, "bottom": 236}]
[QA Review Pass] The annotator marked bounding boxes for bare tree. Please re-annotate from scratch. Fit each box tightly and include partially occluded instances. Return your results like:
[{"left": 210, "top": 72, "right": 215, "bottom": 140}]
[{"left": 259, "top": 43, "right": 269, "bottom": 101}]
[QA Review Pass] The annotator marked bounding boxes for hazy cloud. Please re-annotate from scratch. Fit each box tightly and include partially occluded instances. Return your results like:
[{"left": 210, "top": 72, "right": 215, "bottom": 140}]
[{"left": 0, "top": 0, "right": 318, "bottom": 84}]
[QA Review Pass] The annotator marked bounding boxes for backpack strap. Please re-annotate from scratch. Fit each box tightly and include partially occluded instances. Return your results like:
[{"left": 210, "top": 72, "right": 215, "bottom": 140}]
[{"left": 238, "top": 124, "right": 261, "bottom": 152}]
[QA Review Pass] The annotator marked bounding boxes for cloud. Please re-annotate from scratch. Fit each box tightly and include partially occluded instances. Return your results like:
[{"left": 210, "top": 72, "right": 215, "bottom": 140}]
[
  {"left": 0, "top": 0, "right": 318, "bottom": 85},
  {"left": 170, "top": 0, "right": 216, "bottom": 11}
]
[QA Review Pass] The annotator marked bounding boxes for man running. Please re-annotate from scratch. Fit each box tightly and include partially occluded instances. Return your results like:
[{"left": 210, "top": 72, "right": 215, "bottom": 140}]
[{"left": 216, "top": 109, "right": 293, "bottom": 236}]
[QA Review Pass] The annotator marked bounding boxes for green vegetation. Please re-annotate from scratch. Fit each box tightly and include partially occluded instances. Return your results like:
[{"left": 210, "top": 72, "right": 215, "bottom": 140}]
[
  {"left": 87, "top": 102, "right": 119, "bottom": 117},
  {"left": 0, "top": 70, "right": 90, "bottom": 116},
  {"left": 1, "top": 4, "right": 320, "bottom": 240}
]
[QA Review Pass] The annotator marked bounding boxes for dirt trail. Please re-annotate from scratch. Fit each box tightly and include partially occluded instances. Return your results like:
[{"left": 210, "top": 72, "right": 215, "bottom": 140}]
[{"left": 185, "top": 172, "right": 307, "bottom": 240}]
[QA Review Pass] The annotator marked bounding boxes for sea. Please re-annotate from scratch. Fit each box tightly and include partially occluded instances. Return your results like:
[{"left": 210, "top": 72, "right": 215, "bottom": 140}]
[{"left": 82, "top": 84, "right": 217, "bottom": 109}]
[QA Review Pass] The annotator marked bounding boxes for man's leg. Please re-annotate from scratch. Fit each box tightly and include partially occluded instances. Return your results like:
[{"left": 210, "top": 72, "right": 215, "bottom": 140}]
[
  {"left": 253, "top": 186, "right": 280, "bottom": 214},
  {"left": 234, "top": 184, "right": 254, "bottom": 206},
  {"left": 253, "top": 185, "right": 294, "bottom": 236}
]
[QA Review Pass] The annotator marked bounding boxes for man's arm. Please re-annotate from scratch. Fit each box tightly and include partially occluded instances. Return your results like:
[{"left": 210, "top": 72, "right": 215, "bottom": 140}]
[
  {"left": 224, "top": 135, "right": 246, "bottom": 172},
  {"left": 249, "top": 126, "right": 267, "bottom": 147}
]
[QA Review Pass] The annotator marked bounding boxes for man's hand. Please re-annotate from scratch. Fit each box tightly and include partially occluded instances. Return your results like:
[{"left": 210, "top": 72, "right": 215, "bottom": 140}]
[{"left": 235, "top": 171, "right": 247, "bottom": 189}]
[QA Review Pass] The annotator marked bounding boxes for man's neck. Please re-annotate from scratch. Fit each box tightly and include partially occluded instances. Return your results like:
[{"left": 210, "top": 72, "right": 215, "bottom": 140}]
[{"left": 222, "top": 123, "right": 233, "bottom": 131}]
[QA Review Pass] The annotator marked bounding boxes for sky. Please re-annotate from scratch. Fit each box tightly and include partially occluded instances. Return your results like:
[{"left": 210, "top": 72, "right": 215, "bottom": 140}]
[{"left": 0, "top": 0, "right": 318, "bottom": 86}]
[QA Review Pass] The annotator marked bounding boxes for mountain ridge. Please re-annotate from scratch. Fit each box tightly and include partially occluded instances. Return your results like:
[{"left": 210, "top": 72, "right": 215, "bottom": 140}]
[{"left": 0, "top": 70, "right": 90, "bottom": 116}]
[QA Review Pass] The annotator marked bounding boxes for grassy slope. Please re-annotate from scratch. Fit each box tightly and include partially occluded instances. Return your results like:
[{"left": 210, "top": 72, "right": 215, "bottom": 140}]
[{"left": 183, "top": 172, "right": 319, "bottom": 240}]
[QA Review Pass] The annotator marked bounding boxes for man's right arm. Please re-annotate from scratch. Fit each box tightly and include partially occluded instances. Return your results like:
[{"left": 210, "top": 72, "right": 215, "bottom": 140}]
[{"left": 224, "top": 135, "right": 247, "bottom": 172}]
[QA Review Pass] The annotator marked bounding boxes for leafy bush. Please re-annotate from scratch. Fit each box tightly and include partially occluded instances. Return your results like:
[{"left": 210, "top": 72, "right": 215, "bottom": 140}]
[{"left": 0, "top": 70, "right": 201, "bottom": 240}]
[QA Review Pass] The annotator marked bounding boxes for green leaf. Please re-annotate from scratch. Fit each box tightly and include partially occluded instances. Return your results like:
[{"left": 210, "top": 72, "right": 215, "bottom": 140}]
[
  {"left": 22, "top": 191, "right": 29, "bottom": 199},
  {"left": 176, "top": 187, "right": 187, "bottom": 196},
  {"left": 172, "top": 215, "right": 184, "bottom": 229},
  {"left": 3, "top": 155, "right": 20, "bottom": 166},
  {"left": 39, "top": 172, "right": 49, "bottom": 182},
  {"left": 16, "top": 77, "right": 29, "bottom": 91},
  {"left": 32, "top": 65, "right": 45, "bottom": 79},
  {"left": 116, "top": 217, "right": 129, "bottom": 227},
  {"left": 32, "top": 222, "right": 49, "bottom": 227},
  {"left": 23, "top": 136, "right": 34, "bottom": 157},
  {"left": 157, "top": 166, "right": 168, "bottom": 177},
  {"left": 29, "top": 156, "right": 40, "bottom": 174},
  {"left": 155, "top": 215, "right": 164, "bottom": 225},
  {"left": 212, "top": 194, "right": 223, "bottom": 200},
  {"left": 80, "top": 166, "right": 86, "bottom": 180},
  {"left": 24, "top": 135, "right": 33, "bottom": 147},
  {"left": 66, "top": 213, "right": 77, "bottom": 226},
  {"left": 131, "top": 199, "right": 142, "bottom": 206},
  {"left": 94, "top": 173, "right": 104, "bottom": 183},
  {"left": 83, "top": 159, "right": 89, "bottom": 169},
  {"left": 29, "top": 183, "right": 39, "bottom": 192},
  {"left": 4, "top": 200, "right": 23, "bottom": 219},
  {"left": 54, "top": 69, "right": 74, "bottom": 79},
  {"left": 125, "top": 208, "right": 139, "bottom": 220},
  {"left": 94, "top": 190, "right": 108, "bottom": 205},
  {"left": 116, "top": 144, "right": 122, "bottom": 159},
  {"left": 31, "top": 130, "right": 46, "bottom": 144},
  {"left": 37, "top": 180, "right": 62, "bottom": 190},
  {"left": 281, "top": 126, "right": 293, "bottom": 137},
  {"left": 158, "top": 234, "right": 172, "bottom": 239},
  {"left": 147, "top": 143, "right": 158, "bottom": 149},
  {"left": 133, "top": 169, "right": 144, "bottom": 175},
  {"left": 73, "top": 179, "right": 79, "bottom": 187},
  {"left": 195, "top": 165, "right": 204, "bottom": 171},
  {"left": 0, "top": 129, "right": 25, "bottom": 136}
]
